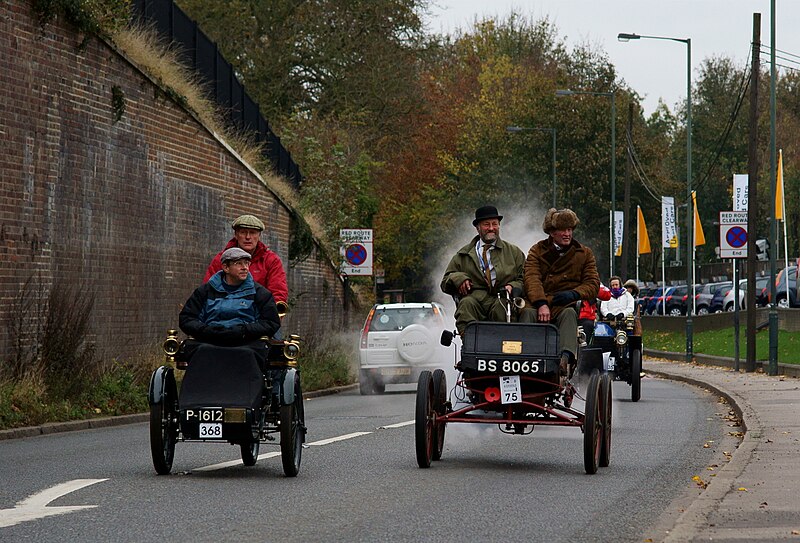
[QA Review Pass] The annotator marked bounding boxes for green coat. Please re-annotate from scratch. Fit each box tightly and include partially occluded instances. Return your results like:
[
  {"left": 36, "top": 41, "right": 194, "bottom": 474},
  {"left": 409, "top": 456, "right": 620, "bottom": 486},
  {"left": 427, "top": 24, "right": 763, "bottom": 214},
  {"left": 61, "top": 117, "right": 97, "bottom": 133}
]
[
  {"left": 523, "top": 237, "right": 600, "bottom": 317},
  {"left": 441, "top": 236, "right": 526, "bottom": 296}
]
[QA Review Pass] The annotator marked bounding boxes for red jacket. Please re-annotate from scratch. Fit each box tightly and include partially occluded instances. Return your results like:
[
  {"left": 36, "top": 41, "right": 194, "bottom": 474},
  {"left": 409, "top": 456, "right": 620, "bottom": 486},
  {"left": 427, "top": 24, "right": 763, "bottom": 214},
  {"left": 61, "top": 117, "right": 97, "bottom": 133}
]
[
  {"left": 579, "top": 285, "right": 611, "bottom": 320},
  {"left": 204, "top": 239, "right": 288, "bottom": 303}
]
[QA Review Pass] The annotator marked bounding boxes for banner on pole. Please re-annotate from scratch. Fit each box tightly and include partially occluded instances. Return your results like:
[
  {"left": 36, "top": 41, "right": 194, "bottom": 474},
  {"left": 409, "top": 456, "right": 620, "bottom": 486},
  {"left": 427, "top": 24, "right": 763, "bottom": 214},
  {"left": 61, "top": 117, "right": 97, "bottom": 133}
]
[
  {"left": 733, "top": 174, "right": 748, "bottom": 212},
  {"left": 613, "top": 211, "right": 624, "bottom": 257},
  {"left": 776, "top": 149, "right": 785, "bottom": 221},
  {"left": 637, "top": 206, "right": 651, "bottom": 255},
  {"left": 662, "top": 196, "right": 678, "bottom": 248},
  {"left": 693, "top": 191, "right": 705, "bottom": 246}
]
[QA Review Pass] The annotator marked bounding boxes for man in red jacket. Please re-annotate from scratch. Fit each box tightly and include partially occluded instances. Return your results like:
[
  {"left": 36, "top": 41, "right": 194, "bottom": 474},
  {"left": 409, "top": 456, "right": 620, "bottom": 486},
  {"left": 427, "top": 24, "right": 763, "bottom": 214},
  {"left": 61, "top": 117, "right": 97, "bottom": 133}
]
[{"left": 204, "top": 214, "right": 288, "bottom": 305}]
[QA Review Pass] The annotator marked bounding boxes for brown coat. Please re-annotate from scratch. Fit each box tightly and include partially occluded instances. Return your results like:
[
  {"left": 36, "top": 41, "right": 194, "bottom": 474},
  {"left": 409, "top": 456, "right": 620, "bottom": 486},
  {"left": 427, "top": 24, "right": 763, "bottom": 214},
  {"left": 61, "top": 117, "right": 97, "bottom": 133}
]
[{"left": 524, "top": 237, "right": 600, "bottom": 317}]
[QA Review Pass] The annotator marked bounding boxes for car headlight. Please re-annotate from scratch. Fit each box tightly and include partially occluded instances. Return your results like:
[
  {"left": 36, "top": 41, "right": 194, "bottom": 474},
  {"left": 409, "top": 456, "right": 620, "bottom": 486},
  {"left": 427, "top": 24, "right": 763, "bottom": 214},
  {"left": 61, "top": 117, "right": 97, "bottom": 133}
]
[
  {"left": 615, "top": 329, "right": 628, "bottom": 346},
  {"left": 163, "top": 329, "right": 180, "bottom": 357}
]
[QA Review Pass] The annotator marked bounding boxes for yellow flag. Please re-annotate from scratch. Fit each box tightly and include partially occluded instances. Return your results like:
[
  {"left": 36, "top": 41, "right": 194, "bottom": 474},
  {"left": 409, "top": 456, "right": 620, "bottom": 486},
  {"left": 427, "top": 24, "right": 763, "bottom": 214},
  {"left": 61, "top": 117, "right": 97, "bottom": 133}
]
[
  {"left": 637, "top": 206, "right": 651, "bottom": 255},
  {"left": 693, "top": 191, "right": 705, "bottom": 246},
  {"left": 776, "top": 149, "right": 784, "bottom": 221}
]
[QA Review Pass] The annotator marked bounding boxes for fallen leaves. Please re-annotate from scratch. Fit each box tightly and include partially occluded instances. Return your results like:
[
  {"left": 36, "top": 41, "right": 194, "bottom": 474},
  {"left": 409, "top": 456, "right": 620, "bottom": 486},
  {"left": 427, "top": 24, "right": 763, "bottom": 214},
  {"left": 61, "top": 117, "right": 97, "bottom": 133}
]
[
  {"left": 737, "top": 487, "right": 748, "bottom": 492},
  {"left": 692, "top": 475, "right": 709, "bottom": 489}
]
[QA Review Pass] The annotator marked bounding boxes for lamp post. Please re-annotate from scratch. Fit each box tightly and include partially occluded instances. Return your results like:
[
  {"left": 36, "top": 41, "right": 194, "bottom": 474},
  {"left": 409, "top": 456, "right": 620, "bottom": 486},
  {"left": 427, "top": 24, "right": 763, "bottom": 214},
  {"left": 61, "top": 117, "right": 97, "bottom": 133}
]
[
  {"left": 506, "top": 126, "right": 557, "bottom": 208},
  {"left": 556, "top": 89, "right": 616, "bottom": 278},
  {"left": 618, "top": 31, "right": 693, "bottom": 363}
]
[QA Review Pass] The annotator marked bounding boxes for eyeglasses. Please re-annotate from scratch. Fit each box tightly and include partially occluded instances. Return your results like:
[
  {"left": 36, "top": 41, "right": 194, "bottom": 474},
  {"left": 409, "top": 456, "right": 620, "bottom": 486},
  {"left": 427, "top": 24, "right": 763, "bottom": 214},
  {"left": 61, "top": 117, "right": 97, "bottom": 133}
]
[{"left": 225, "top": 260, "right": 251, "bottom": 267}]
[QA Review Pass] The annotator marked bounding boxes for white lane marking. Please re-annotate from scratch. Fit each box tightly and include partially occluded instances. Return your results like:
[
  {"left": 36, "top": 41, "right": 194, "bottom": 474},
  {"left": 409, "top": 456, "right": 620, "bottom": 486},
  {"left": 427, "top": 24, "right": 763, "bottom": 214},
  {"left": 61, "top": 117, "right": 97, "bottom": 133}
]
[
  {"left": 306, "top": 432, "right": 372, "bottom": 446},
  {"left": 195, "top": 427, "right": 397, "bottom": 471},
  {"left": 379, "top": 420, "right": 414, "bottom": 429},
  {"left": 194, "top": 452, "right": 282, "bottom": 472},
  {"left": 0, "top": 479, "right": 107, "bottom": 528}
]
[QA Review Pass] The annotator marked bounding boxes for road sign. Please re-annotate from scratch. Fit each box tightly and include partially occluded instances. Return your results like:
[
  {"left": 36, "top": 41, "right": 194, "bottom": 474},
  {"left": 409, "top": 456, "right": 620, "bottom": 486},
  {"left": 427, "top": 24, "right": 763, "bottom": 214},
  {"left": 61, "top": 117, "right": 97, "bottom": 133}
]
[
  {"left": 719, "top": 211, "right": 748, "bottom": 258},
  {"left": 340, "top": 229, "right": 373, "bottom": 275}
]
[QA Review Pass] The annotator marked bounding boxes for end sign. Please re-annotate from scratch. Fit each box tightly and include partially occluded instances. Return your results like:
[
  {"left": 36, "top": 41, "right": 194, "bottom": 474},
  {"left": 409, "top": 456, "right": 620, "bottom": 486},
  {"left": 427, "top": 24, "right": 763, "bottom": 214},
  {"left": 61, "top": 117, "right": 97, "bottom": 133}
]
[{"left": 719, "top": 211, "right": 747, "bottom": 259}]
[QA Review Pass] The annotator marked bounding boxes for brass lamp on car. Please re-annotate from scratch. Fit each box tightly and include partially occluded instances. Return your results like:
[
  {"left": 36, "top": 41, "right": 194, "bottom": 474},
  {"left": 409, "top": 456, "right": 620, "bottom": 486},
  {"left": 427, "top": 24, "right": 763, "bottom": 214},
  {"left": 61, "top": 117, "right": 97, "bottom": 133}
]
[
  {"left": 615, "top": 329, "right": 628, "bottom": 346},
  {"left": 163, "top": 329, "right": 180, "bottom": 361}
]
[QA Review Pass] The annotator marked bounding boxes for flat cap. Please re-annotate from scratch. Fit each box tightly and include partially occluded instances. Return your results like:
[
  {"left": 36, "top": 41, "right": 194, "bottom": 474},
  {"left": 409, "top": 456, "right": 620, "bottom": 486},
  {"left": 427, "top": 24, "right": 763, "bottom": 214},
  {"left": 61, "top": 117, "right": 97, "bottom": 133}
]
[
  {"left": 221, "top": 247, "right": 252, "bottom": 263},
  {"left": 231, "top": 214, "right": 265, "bottom": 231}
]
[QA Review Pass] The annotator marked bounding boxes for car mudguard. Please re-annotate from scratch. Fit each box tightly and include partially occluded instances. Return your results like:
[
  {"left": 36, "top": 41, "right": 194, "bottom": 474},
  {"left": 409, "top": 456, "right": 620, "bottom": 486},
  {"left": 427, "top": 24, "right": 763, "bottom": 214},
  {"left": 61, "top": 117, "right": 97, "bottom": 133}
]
[
  {"left": 280, "top": 367, "right": 299, "bottom": 405},
  {"left": 148, "top": 365, "right": 175, "bottom": 405}
]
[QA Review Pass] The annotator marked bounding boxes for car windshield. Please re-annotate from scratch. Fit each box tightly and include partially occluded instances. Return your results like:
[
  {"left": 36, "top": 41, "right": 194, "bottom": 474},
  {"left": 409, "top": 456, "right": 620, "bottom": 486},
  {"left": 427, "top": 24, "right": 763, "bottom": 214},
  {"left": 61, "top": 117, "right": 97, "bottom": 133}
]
[{"left": 369, "top": 307, "right": 438, "bottom": 332}]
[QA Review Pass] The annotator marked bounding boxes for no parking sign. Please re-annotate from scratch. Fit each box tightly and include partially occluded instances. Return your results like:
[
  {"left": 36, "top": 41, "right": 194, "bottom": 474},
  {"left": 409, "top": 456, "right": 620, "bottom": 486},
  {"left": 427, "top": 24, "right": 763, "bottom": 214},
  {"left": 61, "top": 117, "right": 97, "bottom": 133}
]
[
  {"left": 340, "top": 229, "right": 373, "bottom": 276},
  {"left": 719, "top": 211, "right": 748, "bottom": 259}
]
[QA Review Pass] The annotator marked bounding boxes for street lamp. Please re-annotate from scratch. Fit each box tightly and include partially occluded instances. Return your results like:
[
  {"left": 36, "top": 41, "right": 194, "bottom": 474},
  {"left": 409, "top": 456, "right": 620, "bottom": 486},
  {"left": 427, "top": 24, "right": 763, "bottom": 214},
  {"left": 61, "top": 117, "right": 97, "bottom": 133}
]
[
  {"left": 618, "top": 31, "right": 693, "bottom": 363},
  {"left": 556, "top": 88, "right": 616, "bottom": 278},
  {"left": 506, "top": 126, "right": 557, "bottom": 208}
]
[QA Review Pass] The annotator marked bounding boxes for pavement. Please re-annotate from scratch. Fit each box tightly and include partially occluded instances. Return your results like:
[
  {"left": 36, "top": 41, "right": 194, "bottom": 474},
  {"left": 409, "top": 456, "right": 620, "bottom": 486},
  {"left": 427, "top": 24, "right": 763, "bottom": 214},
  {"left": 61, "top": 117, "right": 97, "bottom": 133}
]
[
  {"left": 645, "top": 356, "right": 800, "bottom": 542},
  {"left": 2, "top": 360, "right": 799, "bottom": 541}
]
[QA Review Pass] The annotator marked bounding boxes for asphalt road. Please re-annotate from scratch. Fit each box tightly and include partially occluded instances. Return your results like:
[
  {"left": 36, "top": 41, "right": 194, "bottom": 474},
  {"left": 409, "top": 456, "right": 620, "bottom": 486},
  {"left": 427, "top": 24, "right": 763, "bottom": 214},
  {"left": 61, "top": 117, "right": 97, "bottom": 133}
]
[{"left": 0, "top": 376, "right": 734, "bottom": 543}]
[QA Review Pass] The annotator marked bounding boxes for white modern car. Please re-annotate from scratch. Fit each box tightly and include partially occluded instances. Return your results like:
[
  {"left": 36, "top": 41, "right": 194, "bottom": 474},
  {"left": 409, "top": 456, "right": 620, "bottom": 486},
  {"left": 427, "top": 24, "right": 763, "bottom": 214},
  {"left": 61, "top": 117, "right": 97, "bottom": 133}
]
[{"left": 358, "top": 302, "right": 448, "bottom": 395}]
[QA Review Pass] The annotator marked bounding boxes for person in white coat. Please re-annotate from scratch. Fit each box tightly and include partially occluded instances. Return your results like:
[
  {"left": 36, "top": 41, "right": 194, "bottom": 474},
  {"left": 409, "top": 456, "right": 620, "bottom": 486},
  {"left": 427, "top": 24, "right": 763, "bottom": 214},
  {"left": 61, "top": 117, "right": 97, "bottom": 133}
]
[{"left": 600, "top": 276, "right": 635, "bottom": 318}]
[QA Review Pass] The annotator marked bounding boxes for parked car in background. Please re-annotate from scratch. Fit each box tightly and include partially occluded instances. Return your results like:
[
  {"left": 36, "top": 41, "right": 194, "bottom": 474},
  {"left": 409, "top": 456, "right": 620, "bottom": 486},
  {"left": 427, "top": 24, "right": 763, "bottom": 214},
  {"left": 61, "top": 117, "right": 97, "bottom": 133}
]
[
  {"left": 644, "top": 286, "right": 667, "bottom": 315},
  {"left": 723, "top": 276, "right": 770, "bottom": 311},
  {"left": 358, "top": 302, "right": 448, "bottom": 395},
  {"left": 661, "top": 285, "right": 688, "bottom": 316},
  {"left": 723, "top": 279, "right": 748, "bottom": 311},
  {"left": 709, "top": 281, "right": 734, "bottom": 313},
  {"left": 695, "top": 282, "right": 728, "bottom": 315},
  {"left": 769, "top": 266, "right": 799, "bottom": 308},
  {"left": 637, "top": 286, "right": 656, "bottom": 315}
]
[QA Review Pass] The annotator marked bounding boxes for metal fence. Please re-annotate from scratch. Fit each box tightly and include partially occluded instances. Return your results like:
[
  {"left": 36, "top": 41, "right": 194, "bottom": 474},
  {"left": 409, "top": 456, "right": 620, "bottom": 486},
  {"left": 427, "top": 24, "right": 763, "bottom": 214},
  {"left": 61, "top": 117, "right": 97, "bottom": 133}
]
[{"left": 131, "top": 0, "right": 302, "bottom": 188}]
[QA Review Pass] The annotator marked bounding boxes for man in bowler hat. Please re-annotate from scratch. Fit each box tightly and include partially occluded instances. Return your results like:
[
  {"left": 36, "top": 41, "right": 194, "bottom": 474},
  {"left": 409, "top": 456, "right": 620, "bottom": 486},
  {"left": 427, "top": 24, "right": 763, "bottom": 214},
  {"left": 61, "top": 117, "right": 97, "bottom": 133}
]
[{"left": 441, "top": 205, "right": 535, "bottom": 334}]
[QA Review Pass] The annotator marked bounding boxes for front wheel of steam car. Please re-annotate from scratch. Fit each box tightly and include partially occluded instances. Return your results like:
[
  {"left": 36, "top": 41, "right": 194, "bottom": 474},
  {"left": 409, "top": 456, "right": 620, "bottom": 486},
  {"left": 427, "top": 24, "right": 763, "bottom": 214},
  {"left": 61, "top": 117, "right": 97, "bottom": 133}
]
[
  {"left": 431, "top": 369, "right": 447, "bottom": 461},
  {"left": 149, "top": 370, "right": 177, "bottom": 476},
  {"left": 631, "top": 348, "right": 642, "bottom": 403},
  {"left": 280, "top": 382, "right": 305, "bottom": 477},
  {"left": 241, "top": 440, "right": 260, "bottom": 466},
  {"left": 583, "top": 370, "right": 602, "bottom": 475},
  {"left": 415, "top": 371, "right": 434, "bottom": 469},
  {"left": 599, "top": 373, "right": 612, "bottom": 468}
]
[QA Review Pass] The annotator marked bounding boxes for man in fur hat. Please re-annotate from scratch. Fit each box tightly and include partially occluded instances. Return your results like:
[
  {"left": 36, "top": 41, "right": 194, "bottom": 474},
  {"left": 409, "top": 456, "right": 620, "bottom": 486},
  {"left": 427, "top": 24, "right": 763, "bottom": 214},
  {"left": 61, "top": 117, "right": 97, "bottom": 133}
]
[
  {"left": 524, "top": 208, "right": 600, "bottom": 377},
  {"left": 442, "top": 205, "right": 535, "bottom": 334}
]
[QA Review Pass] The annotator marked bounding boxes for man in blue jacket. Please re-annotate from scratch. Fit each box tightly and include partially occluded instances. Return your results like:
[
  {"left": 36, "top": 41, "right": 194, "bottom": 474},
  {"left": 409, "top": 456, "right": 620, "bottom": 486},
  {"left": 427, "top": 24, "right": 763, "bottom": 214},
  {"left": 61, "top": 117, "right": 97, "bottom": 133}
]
[{"left": 180, "top": 247, "right": 281, "bottom": 366}]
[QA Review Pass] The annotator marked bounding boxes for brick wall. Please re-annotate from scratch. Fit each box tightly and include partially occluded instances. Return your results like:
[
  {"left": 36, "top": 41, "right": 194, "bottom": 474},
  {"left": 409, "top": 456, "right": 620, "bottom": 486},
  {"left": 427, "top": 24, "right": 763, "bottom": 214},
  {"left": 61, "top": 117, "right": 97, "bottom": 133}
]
[{"left": 0, "top": 1, "right": 350, "bottom": 364}]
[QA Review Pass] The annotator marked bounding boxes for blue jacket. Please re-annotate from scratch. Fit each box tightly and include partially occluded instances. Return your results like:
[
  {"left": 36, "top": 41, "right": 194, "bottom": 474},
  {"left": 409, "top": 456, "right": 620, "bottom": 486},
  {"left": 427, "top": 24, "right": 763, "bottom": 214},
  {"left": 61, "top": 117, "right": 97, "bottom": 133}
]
[{"left": 179, "top": 271, "right": 281, "bottom": 344}]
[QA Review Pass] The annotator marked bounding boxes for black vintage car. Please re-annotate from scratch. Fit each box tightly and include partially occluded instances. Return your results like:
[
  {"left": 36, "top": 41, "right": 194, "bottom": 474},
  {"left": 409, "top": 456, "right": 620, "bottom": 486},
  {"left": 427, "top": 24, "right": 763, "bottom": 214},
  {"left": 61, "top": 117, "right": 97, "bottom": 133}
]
[
  {"left": 148, "top": 330, "right": 306, "bottom": 476},
  {"left": 416, "top": 320, "right": 612, "bottom": 474},
  {"left": 591, "top": 314, "right": 643, "bottom": 402}
]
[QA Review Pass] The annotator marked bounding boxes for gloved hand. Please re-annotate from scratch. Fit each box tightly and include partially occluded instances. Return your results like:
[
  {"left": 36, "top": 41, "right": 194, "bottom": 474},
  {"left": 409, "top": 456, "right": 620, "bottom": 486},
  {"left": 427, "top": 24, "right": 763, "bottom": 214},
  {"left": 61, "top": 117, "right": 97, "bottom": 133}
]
[
  {"left": 551, "top": 290, "right": 580, "bottom": 306},
  {"left": 616, "top": 313, "right": 625, "bottom": 321}
]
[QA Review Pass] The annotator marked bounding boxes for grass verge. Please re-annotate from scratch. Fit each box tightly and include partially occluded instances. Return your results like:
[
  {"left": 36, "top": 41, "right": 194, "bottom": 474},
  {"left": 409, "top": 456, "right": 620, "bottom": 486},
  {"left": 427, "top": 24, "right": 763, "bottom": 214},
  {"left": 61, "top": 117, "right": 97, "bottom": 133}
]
[{"left": 645, "top": 327, "right": 800, "bottom": 363}]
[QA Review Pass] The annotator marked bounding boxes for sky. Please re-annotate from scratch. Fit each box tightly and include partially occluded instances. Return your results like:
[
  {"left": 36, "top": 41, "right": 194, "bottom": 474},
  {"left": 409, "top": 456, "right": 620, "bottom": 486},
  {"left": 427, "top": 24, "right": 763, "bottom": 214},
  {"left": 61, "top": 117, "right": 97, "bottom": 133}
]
[{"left": 425, "top": 1, "right": 800, "bottom": 116}]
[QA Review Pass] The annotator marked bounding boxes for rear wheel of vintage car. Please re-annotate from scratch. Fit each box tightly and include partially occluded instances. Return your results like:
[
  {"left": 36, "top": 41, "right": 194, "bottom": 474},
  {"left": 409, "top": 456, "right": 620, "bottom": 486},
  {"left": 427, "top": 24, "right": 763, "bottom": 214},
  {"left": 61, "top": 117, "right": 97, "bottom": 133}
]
[
  {"left": 599, "top": 373, "right": 612, "bottom": 468},
  {"left": 397, "top": 324, "right": 435, "bottom": 364},
  {"left": 583, "top": 370, "right": 602, "bottom": 474},
  {"left": 431, "top": 369, "right": 447, "bottom": 461},
  {"left": 415, "top": 370, "right": 434, "bottom": 468},
  {"left": 241, "top": 440, "right": 260, "bottom": 466},
  {"left": 631, "top": 348, "right": 642, "bottom": 402},
  {"left": 280, "top": 381, "right": 305, "bottom": 477},
  {"left": 149, "top": 371, "right": 177, "bottom": 475}
]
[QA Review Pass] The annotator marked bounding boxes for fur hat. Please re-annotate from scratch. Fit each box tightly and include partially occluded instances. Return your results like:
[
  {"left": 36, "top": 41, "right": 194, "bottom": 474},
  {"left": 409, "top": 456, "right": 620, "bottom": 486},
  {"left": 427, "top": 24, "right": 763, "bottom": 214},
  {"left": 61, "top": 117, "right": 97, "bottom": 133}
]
[{"left": 542, "top": 208, "right": 579, "bottom": 234}]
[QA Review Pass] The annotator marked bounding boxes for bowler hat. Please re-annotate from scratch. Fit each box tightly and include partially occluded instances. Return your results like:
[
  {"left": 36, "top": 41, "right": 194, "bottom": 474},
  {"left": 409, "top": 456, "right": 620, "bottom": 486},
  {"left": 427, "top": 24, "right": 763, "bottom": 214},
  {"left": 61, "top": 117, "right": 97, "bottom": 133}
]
[
  {"left": 231, "top": 214, "right": 265, "bottom": 231},
  {"left": 473, "top": 205, "right": 503, "bottom": 226}
]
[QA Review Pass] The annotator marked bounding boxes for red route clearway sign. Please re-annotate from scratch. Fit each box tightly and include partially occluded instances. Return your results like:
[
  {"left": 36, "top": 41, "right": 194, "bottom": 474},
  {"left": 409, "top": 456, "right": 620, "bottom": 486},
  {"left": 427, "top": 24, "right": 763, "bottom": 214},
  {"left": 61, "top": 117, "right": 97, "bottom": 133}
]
[{"left": 719, "top": 211, "right": 747, "bottom": 259}]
